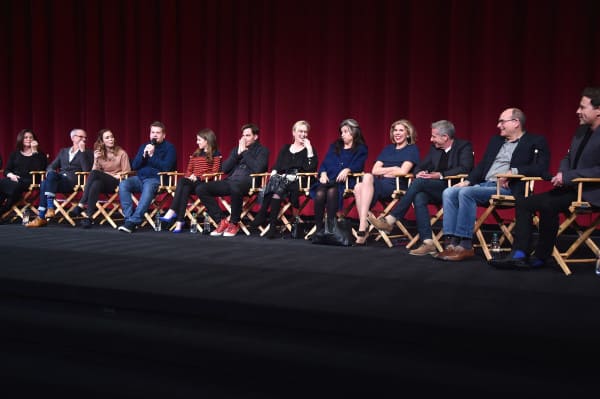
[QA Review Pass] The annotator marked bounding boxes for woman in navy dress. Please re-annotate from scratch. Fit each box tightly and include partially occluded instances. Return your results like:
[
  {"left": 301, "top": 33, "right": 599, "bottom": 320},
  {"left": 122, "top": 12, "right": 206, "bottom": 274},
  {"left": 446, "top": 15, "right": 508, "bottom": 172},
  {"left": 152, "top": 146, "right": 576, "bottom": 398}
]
[
  {"left": 352, "top": 119, "right": 419, "bottom": 245},
  {"left": 310, "top": 118, "right": 367, "bottom": 232}
]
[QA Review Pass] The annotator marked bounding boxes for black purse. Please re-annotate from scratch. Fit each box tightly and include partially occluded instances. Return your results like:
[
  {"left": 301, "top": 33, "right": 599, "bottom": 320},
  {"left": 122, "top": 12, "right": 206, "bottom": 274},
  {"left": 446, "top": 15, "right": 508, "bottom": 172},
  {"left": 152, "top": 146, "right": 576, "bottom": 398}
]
[{"left": 311, "top": 217, "right": 353, "bottom": 247}]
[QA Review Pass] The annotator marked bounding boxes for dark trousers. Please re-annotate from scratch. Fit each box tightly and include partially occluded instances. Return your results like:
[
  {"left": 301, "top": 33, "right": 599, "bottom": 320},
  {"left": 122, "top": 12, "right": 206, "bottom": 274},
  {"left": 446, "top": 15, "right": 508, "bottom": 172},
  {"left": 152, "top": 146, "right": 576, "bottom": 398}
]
[
  {"left": 169, "top": 177, "right": 205, "bottom": 222},
  {"left": 513, "top": 188, "right": 576, "bottom": 259},
  {"left": 196, "top": 178, "right": 251, "bottom": 224},
  {"left": 0, "top": 178, "right": 29, "bottom": 211},
  {"left": 80, "top": 170, "right": 119, "bottom": 216},
  {"left": 39, "top": 171, "right": 75, "bottom": 209}
]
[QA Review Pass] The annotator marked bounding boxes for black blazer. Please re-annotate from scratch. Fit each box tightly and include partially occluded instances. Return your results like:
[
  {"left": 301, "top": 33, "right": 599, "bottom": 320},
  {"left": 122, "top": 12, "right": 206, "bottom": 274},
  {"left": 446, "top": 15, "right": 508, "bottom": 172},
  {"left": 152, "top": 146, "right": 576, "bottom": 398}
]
[
  {"left": 47, "top": 147, "right": 94, "bottom": 183},
  {"left": 415, "top": 138, "right": 474, "bottom": 178},
  {"left": 467, "top": 132, "right": 550, "bottom": 197},
  {"left": 560, "top": 124, "right": 600, "bottom": 207}
]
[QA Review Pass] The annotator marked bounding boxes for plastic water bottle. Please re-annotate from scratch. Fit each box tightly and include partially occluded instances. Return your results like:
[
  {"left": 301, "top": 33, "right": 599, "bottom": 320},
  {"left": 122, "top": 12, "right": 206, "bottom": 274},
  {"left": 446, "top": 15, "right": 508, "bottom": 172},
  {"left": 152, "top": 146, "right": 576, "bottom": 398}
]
[
  {"left": 190, "top": 212, "right": 198, "bottom": 233},
  {"left": 154, "top": 211, "right": 162, "bottom": 232},
  {"left": 203, "top": 212, "right": 211, "bottom": 235},
  {"left": 490, "top": 233, "right": 501, "bottom": 260},
  {"left": 595, "top": 258, "right": 600, "bottom": 276},
  {"left": 22, "top": 209, "right": 30, "bottom": 225}
]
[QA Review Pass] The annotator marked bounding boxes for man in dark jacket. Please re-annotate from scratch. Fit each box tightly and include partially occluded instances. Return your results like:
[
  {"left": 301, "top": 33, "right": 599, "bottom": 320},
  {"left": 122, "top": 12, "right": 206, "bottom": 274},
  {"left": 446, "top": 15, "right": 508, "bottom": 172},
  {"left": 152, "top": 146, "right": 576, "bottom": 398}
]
[
  {"left": 492, "top": 87, "right": 600, "bottom": 269},
  {"left": 368, "top": 120, "right": 474, "bottom": 255},
  {"left": 26, "top": 128, "right": 93, "bottom": 227},
  {"left": 198, "top": 123, "right": 269, "bottom": 237},
  {"left": 437, "top": 108, "right": 550, "bottom": 261}
]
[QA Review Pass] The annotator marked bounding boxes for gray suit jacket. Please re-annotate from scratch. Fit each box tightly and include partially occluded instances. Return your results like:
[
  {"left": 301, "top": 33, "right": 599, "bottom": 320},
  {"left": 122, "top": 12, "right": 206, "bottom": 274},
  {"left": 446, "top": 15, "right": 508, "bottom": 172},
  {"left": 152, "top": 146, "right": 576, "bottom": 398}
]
[{"left": 47, "top": 147, "right": 94, "bottom": 183}]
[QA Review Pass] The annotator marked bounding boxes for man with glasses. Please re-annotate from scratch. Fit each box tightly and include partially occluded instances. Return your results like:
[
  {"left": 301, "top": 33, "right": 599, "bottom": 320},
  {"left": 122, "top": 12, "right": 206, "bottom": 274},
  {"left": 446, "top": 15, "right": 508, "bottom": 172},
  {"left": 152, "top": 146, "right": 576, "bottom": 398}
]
[
  {"left": 435, "top": 108, "right": 550, "bottom": 261},
  {"left": 492, "top": 87, "right": 600, "bottom": 269},
  {"left": 118, "top": 121, "right": 176, "bottom": 233},
  {"left": 26, "top": 128, "right": 93, "bottom": 227}
]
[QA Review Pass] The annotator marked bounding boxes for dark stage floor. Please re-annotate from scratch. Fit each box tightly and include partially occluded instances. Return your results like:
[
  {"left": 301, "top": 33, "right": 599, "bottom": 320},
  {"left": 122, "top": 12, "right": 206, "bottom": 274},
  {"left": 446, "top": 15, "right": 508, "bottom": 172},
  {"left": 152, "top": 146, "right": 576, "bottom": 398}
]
[{"left": 0, "top": 222, "right": 599, "bottom": 397}]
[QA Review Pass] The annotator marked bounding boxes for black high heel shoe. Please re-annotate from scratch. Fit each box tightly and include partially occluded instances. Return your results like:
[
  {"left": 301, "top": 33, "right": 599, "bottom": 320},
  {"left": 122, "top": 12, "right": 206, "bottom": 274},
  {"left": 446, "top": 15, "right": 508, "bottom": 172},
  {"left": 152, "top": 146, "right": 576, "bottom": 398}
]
[{"left": 354, "top": 230, "right": 367, "bottom": 246}]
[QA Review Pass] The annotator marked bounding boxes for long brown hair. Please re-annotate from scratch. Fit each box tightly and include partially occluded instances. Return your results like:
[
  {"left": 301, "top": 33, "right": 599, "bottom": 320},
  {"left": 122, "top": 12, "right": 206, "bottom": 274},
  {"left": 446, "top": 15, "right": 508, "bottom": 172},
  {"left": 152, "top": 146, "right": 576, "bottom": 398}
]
[
  {"left": 192, "top": 128, "right": 219, "bottom": 161},
  {"left": 94, "top": 129, "right": 121, "bottom": 160}
]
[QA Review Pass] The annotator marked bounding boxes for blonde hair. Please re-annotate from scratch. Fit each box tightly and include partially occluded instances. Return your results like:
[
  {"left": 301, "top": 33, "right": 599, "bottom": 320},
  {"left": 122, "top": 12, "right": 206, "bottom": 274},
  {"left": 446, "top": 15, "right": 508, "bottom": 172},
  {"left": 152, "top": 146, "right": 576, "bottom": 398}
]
[{"left": 389, "top": 119, "right": 417, "bottom": 144}]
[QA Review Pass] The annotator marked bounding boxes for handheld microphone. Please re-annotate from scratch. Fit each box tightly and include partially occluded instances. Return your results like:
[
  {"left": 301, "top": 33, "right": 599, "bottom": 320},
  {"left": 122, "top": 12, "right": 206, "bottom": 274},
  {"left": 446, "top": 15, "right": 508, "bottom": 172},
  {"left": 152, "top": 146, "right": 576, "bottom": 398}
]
[{"left": 145, "top": 139, "right": 158, "bottom": 157}]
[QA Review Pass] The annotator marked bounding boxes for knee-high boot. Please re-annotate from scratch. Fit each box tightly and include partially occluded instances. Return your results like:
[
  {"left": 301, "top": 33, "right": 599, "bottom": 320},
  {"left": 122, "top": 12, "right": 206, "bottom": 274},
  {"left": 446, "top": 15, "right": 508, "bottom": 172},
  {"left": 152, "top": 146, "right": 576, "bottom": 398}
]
[{"left": 266, "top": 198, "right": 282, "bottom": 238}]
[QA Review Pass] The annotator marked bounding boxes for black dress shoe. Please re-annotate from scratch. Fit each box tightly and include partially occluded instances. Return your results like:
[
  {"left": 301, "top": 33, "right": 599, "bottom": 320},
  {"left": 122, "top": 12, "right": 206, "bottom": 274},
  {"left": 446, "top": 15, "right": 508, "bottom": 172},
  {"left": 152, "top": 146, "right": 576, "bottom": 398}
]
[{"left": 489, "top": 256, "right": 545, "bottom": 270}]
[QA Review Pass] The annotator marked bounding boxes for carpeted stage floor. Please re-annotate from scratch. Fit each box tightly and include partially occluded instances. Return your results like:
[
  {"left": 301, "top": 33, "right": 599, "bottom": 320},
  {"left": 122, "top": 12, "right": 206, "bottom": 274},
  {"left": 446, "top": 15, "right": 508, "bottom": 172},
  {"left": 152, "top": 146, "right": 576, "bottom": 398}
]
[{"left": 0, "top": 222, "right": 598, "bottom": 397}]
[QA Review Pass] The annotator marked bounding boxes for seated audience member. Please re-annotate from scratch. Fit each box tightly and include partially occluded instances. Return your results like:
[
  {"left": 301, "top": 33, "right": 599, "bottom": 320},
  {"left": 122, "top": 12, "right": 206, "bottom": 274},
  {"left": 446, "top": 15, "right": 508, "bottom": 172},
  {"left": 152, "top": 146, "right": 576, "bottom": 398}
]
[
  {"left": 251, "top": 120, "right": 318, "bottom": 238},
  {"left": 118, "top": 121, "right": 177, "bottom": 233},
  {"left": 492, "top": 87, "right": 600, "bottom": 269},
  {"left": 69, "top": 129, "right": 131, "bottom": 228},
  {"left": 310, "top": 118, "right": 368, "bottom": 233},
  {"left": 369, "top": 120, "right": 474, "bottom": 255},
  {"left": 159, "top": 128, "right": 222, "bottom": 233},
  {"left": 197, "top": 123, "right": 269, "bottom": 237},
  {"left": 26, "top": 128, "right": 93, "bottom": 227},
  {"left": 353, "top": 119, "right": 419, "bottom": 245},
  {"left": 0, "top": 129, "right": 48, "bottom": 220},
  {"left": 436, "top": 108, "right": 549, "bottom": 261}
]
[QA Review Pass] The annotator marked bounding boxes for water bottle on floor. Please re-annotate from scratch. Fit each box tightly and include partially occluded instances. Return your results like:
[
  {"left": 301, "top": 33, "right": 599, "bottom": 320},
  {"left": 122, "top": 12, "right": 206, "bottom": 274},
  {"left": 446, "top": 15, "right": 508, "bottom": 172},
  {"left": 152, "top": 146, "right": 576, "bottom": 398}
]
[
  {"left": 490, "top": 233, "right": 501, "bottom": 260},
  {"left": 154, "top": 211, "right": 162, "bottom": 232},
  {"left": 22, "top": 209, "right": 30, "bottom": 225},
  {"left": 190, "top": 212, "right": 198, "bottom": 233},
  {"left": 203, "top": 212, "right": 211, "bottom": 235},
  {"left": 595, "top": 257, "right": 600, "bottom": 276}
]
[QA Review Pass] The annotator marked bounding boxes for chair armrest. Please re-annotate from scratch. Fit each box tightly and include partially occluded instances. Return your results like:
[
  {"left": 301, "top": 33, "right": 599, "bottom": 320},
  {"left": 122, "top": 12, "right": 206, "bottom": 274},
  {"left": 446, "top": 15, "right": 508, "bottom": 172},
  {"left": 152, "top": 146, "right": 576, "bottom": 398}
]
[
  {"left": 201, "top": 172, "right": 223, "bottom": 182},
  {"left": 444, "top": 174, "right": 468, "bottom": 187},
  {"left": 250, "top": 172, "right": 270, "bottom": 191},
  {"left": 572, "top": 177, "right": 600, "bottom": 202},
  {"left": 75, "top": 171, "right": 90, "bottom": 187}
]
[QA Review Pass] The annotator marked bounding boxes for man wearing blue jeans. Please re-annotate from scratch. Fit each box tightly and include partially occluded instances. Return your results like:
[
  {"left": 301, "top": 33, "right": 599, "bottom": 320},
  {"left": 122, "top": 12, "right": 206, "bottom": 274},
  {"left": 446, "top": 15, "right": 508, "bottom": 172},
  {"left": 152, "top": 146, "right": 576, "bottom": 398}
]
[
  {"left": 368, "top": 120, "right": 473, "bottom": 255},
  {"left": 437, "top": 108, "right": 550, "bottom": 261},
  {"left": 118, "top": 121, "right": 176, "bottom": 233}
]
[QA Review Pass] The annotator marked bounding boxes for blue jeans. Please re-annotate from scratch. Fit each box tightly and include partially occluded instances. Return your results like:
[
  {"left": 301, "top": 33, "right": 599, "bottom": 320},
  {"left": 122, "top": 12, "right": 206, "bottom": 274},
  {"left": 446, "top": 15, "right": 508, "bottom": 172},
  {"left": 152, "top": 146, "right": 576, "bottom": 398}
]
[
  {"left": 391, "top": 178, "right": 447, "bottom": 241},
  {"left": 118, "top": 176, "right": 160, "bottom": 225},
  {"left": 442, "top": 181, "right": 510, "bottom": 238}
]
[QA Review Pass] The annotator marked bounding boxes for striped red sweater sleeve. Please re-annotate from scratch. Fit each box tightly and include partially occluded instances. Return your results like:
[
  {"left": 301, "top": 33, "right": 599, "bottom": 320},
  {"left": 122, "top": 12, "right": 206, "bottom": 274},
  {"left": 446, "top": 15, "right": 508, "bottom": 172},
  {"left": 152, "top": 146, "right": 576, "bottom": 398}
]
[{"left": 185, "top": 155, "right": 222, "bottom": 178}]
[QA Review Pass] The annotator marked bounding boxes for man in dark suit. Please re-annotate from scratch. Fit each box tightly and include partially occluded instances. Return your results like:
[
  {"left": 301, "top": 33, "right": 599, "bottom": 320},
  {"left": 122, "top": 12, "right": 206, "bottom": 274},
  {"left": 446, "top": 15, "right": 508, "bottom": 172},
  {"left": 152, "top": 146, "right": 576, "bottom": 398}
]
[
  {"left": 26, "top": 128, "right": 93, "bottom": 227},
  {"left": 368, "top": 120, "right": 474, "bottom": 255},
  {"left": 437, "top": 108, "right": 550, "bottom": 261},
  {"left": 492, "top": 87, "right": 600, "bottom": 269}
]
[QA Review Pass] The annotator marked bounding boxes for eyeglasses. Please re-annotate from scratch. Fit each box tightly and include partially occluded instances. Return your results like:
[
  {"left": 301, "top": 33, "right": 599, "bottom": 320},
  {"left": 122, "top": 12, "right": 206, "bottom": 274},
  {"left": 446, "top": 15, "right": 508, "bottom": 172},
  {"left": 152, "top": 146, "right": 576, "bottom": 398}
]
[
  {"left": 75, "top": 135, "right": 87, "bottom": 139},
  {"left": 497, "top": 119, "right": 517, "bottom": 125}
]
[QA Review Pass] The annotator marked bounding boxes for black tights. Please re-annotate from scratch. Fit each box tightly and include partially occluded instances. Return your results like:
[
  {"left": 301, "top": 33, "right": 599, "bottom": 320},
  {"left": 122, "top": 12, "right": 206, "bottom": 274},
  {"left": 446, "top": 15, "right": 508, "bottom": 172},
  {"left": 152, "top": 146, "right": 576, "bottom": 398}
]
[{"left": 313, "top": 185, "right": 338, "bottom": 230}]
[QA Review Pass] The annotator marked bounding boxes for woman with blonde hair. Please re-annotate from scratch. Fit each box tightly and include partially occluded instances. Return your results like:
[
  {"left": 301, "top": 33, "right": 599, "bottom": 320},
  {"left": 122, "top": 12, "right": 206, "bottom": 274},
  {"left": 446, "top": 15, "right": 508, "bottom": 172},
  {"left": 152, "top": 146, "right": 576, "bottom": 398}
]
[{"left": 352, "top": 119, "right": 419, "bottom": 245}]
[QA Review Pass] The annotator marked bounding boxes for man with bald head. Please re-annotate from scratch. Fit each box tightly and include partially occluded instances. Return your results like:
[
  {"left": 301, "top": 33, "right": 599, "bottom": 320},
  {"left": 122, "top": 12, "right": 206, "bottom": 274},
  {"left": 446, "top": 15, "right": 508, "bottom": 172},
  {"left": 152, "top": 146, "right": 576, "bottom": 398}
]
[{"left": 436, "top": 108, "right": 550, "bottom": 261}]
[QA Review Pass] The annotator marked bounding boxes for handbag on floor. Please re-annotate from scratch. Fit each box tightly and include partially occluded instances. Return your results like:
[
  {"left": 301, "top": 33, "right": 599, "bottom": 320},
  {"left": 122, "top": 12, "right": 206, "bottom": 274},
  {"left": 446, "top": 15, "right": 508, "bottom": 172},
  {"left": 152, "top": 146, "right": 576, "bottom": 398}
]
[{"left": 311, "top": 217, "right": 353, "bottom": 247}]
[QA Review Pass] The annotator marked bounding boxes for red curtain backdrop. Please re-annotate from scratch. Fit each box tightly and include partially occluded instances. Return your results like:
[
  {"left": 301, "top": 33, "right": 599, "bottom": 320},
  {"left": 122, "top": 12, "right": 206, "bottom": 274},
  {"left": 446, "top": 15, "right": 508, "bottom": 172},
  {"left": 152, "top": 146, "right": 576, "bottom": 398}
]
[{"left": 2, "top": 0, "right": 600, "bottom": 174}]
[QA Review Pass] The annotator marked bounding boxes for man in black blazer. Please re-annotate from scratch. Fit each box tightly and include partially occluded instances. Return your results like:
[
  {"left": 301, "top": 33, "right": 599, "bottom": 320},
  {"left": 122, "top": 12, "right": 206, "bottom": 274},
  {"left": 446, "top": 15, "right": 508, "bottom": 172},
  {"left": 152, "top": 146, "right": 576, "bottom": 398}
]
[
  {"left": 437, "top": 108, "right": 550, "bottom": 261},
  {"left": 368, "top": 120, "right": 474, "bottom": 255},
  {"left": 26, "top": 128, "right": 93, "bottom": 227},
  {"left": 492, "top": 87, "right": 600, "bottom": 269}
]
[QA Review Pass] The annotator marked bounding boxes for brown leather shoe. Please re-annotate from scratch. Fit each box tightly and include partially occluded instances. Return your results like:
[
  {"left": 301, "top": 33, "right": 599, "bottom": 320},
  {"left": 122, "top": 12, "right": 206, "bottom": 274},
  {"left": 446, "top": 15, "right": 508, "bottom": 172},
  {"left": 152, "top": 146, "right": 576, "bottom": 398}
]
[
  {"left": 367, "top": 213, "right": 393, "bottom": 233},
  {"left": 433, "top": 245, "right": 454, "bottom": 259},
  {"left": 441, "top": 245, "right": 475, "bottom": 261},
  {"left": 45, "top": 208, "right": 55, "bottom": 219},
  {"left": 26, "top": 217, "right": 48, "bottom": 228}
]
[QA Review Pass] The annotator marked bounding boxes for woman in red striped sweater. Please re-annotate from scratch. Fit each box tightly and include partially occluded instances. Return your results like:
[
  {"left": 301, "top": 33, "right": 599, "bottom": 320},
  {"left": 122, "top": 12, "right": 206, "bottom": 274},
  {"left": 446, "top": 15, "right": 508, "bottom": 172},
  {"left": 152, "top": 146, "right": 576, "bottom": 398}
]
[{"left": 160, "top": 128, "right": 221, "bottom": 232}]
